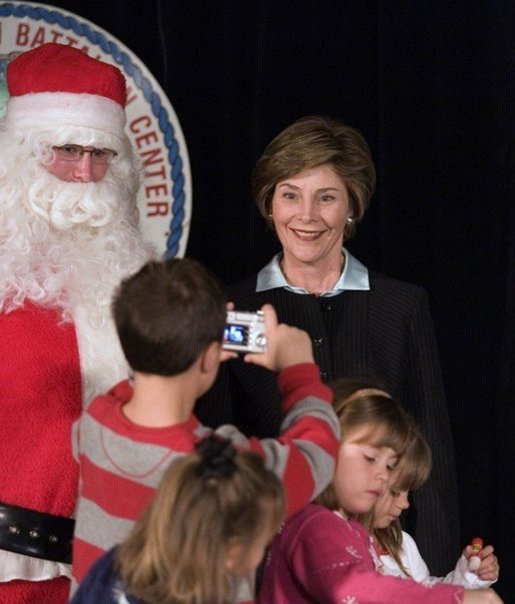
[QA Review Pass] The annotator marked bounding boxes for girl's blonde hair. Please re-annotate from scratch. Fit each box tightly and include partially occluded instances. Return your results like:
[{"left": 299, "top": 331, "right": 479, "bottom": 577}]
[
  {"left": 366, "top": 426, "right": 432, "bottom": 577},
  {"left": 316, "top": 378, "right": 412, "bottom": 511},
  {"left": 116, "top": 436, "right": 285, "bottom": 604}
]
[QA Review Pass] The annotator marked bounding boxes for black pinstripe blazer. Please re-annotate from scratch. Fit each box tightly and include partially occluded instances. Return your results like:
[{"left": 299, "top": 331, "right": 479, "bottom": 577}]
[{"left": 195, "top": 270, "right": 460, "bottom": 575}]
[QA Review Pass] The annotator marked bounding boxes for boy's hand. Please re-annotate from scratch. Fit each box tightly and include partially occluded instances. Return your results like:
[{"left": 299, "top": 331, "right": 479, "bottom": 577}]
[
  {"left": 243, "top": 304, "right": 314, "bottom": 371},
  {"left": 220, "top": 301, "right": 238, "bottom": 362},
  {"left": 220, "top": 349, "right": 238, "bottom": 363}
]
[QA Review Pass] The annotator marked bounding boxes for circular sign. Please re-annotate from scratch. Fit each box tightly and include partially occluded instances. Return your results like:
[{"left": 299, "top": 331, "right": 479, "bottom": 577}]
[{"left": 0, "top": 1, "right": 192, "bottom": 258}]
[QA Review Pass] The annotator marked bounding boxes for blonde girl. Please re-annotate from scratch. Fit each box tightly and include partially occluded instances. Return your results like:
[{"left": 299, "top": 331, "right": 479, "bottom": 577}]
[
  {"left": 72, "top": 436, "right": 285, "bottom": 604},
  {"left": 257, "top": 378, "right": 503, "bottom": 603},
  {"left": 370, "top": 426, "right": 500, "bottom": 588}
]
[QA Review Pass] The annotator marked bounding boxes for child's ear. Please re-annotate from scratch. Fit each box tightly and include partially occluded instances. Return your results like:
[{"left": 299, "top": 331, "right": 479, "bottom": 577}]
[
  {"left": 200, "top": 341, "right": 222, "bottom": 373},
  {"left": 225, "top": 538, "right": 244, "bottom": 573}
]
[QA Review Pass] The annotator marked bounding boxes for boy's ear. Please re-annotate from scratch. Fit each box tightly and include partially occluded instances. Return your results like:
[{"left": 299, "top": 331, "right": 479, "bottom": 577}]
[{"left": 200, "top": 341, "right": 222, "bottom": 373}]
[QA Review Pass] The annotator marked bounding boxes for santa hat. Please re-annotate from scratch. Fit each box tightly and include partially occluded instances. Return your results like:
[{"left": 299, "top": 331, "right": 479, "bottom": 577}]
[{"left": 5, "top": 43, "right": 127, "bottom": 139}]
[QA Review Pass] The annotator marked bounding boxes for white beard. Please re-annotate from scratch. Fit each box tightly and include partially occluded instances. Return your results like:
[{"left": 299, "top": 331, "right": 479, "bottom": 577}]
[
  {"left": 0, "top": 149, "right": 156, "bottom": 405},
  {"left": 73, "top": 304, "right": 131, "bottom": 408},
  {"left": 28, "top": 164, "right": 122, "bottom": 230}
]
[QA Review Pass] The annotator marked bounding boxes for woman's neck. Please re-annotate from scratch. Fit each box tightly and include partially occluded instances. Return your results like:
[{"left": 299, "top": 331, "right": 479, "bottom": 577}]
[{"left": 280, "top": 252, "right": 345, "bottom": 296}]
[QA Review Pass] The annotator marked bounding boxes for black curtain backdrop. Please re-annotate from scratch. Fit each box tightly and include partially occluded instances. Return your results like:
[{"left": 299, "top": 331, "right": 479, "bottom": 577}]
[{"left": 23, "top": 1, "right": 515, "bottom": 598}]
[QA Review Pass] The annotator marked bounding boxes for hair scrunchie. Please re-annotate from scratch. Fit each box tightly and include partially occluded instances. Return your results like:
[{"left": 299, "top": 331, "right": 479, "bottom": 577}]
[{"left": 196, "top": 435, "right": 237, "bottom": 479}]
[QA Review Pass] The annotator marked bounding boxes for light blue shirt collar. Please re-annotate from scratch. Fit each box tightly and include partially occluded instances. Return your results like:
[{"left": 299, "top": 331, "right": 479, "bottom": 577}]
[{"left": 256, "top": 248, "right": 369, "bottom": 296}]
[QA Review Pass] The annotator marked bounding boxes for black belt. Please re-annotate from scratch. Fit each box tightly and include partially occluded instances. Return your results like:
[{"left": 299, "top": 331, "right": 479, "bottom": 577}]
[{"left": 0, "top": 502, "right": 74, "bottom": 564}]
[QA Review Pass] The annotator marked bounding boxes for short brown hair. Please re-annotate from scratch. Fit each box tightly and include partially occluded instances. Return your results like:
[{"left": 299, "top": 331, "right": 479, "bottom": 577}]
[
  {"left": 116, "top": 440, "right": 285, "bottom": 604},
  {"left": 112, "top": 257, "right": 226, "bottom": 376},
  {"left": 252, "top": 115, "right": 376, "bottom": 239}
]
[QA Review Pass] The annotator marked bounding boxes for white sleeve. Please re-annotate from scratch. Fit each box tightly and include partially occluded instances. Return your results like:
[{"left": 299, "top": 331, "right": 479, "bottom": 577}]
[
  {"left": 443, "top": 554, "right": 496, "bottom": 588},
  {"left": 378, "top": 531, "right": 431, "bottom": 581},
  {"left": 400, "top": 531, "right": 434, "bottom": 583},
  {"left": 403, "top": 532, "right": 495, "bottom": 589}
]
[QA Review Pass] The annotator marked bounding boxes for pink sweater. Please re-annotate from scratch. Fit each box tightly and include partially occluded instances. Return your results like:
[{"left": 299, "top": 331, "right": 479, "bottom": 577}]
[{"left": 258, "top": 504, "right": 464, "bottom": 603}]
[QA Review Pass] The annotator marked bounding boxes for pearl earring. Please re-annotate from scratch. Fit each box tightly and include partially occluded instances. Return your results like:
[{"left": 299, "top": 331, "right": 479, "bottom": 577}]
[{"left": 346, "top": 216, "right": 354, "bottom": 224}]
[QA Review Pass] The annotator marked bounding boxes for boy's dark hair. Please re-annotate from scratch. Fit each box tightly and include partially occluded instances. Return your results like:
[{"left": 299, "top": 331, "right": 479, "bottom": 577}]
[{"left": 112, "top": 258, "right": 227, "bottom": 376}]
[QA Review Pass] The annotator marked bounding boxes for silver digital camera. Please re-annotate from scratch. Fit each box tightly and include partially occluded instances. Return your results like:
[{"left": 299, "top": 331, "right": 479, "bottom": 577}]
[{"left": 222, "top": 310, "right": 267, "bottom": 354}]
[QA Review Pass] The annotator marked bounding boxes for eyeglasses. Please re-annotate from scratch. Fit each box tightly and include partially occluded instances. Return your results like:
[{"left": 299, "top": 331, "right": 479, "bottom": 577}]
[{"left": 52, "top": 144, "right": 118, "bottom": 165}]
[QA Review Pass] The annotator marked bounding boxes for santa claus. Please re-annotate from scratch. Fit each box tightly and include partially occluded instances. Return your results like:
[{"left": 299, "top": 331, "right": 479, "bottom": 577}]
[{"left": 0, "top": 43, "right": 155, "bottom": 602}]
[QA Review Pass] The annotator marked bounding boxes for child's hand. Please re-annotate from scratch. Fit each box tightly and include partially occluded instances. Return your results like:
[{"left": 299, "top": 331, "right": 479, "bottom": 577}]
[
  {"left": 220, "top": 348, "right": 238, "bottom": 363},
  {"left": 243, "top": 304, "right": 314, "bottom": 371},
  {"left": 220, "top": 301, "right": 238, "bottom": 363},
  {"left": 463, "top": 588, "right": 503, "bottom": 603},
  {"left": 464, "top": 543, "right": 500, "bottom": 582}
]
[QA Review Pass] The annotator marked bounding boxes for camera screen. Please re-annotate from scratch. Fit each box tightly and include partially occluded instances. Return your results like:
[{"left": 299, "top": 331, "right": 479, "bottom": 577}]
[{"left": 223, "top": 323, "right": 249, "bottom": 345}]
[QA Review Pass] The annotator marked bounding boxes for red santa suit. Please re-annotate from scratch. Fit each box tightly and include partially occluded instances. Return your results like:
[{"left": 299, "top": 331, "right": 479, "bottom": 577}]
[{"left": 0, "top": 43, "right": 154, "bottom": 603}]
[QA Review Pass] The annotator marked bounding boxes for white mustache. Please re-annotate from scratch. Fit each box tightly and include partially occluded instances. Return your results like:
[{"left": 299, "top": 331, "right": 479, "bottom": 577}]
[{"left": 27, "top": 170, "right": 120, "bottom": 230}]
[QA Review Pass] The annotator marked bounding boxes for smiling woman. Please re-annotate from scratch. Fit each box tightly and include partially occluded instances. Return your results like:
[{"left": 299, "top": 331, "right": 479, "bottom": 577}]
[
  {"left": 195, "top": 114, "right": 460, "bottom": 575},
  {"left": 271, "top": 164, "right": 352, "bottom": 295}
]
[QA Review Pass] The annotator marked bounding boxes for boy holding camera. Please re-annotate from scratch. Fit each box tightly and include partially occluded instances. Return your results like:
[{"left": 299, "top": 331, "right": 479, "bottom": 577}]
[{"left": 70, "top": 257, "right": 340, "bottom": 599}]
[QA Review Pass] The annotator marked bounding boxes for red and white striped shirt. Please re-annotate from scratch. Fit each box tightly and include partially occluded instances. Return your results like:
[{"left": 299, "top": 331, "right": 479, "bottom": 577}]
[{"left": 71, "top": 362, "right": 340, "bottom": 601}]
